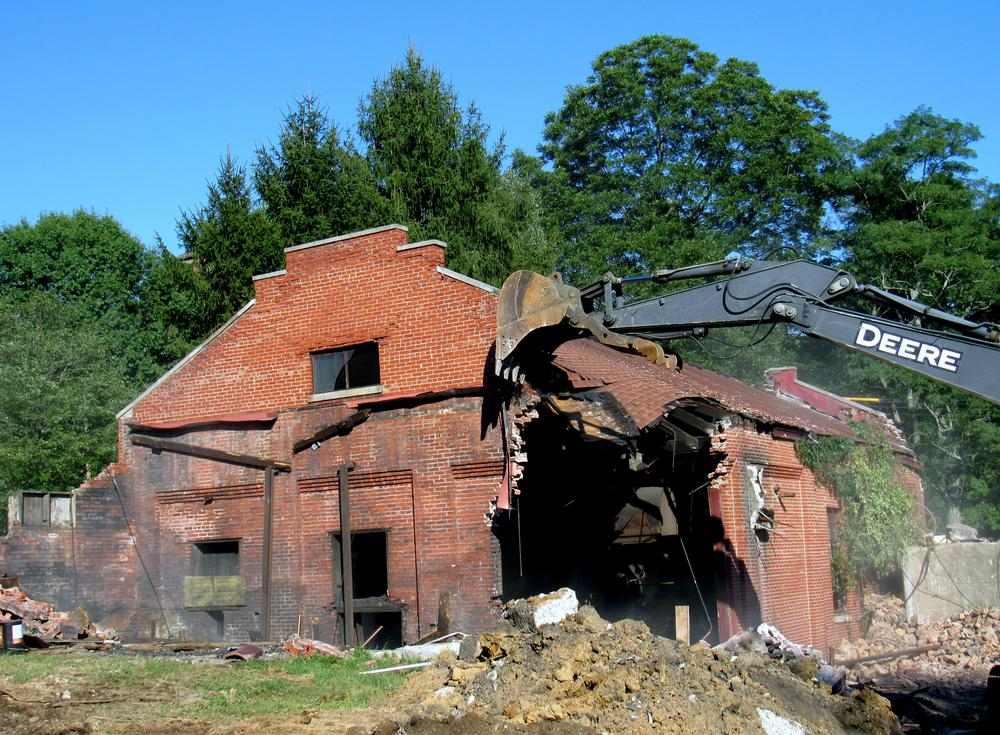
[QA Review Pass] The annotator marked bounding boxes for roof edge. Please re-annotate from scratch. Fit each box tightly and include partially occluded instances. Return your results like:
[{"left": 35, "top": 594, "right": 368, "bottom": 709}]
[
  {"left": 116, "top": 299, "right": 257, "bottom": 419},
  {"left": 284, "top": 224, "right": 409, "bottom": 254},
  {"left": 397, "top": 239, "right": 447, "bottom": 252}
]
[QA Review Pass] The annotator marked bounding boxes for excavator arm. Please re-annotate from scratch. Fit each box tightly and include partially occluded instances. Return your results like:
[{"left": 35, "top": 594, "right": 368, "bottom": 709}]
[{"left": 496, "top": 259, "right": 1000, "bottom": 405}]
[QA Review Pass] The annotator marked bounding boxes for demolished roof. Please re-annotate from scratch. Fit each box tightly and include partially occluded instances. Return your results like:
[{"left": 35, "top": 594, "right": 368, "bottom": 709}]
[{"left": 546, "top": 338, "right": 853, "bottom": 437}]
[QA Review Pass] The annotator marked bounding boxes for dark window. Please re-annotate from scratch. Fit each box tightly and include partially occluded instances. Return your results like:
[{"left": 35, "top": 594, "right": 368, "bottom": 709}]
[
  {"left": 193, "top": 540, "right": 240, "bottom": 577},
  {"left": 331, "top": 530, "right": 388, "bottom": 600},
  {"left": 312, "top": 343, "right": 380, "bottom": 395}
]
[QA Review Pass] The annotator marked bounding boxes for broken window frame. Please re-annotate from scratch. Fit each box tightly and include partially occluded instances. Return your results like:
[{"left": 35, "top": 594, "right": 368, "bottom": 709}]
[
  {"left": 20, "top": 492, "right": 74, "bottom": 529},
  {"left": 310, "top": 342, "right": 382, "bottom": 400}
]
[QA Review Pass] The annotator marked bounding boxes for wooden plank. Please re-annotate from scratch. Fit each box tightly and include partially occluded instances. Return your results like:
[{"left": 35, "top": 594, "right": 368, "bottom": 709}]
[{"left": 675, "top": 605, "right": 690, "bottom": 645}]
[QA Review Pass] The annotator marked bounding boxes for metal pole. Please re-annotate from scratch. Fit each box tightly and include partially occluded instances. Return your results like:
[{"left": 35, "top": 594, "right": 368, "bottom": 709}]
[
  {"left": 262, "top": 465, "right": 274, "bottom": 641},
  {"left": 339, "top": 463, "right": 355, "bottom": 646}
]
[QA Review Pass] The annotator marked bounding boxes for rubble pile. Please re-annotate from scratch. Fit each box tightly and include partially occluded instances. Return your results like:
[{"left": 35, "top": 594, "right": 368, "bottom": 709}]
[
  {"left": 0, "top": 584, "right": 117, "bottom": 643},
  {"left": 396, "top": 602, "right": 900, "bottom": 734},
  {"left": 834, "top": 592, "right": 1000, "bottom": 680}
]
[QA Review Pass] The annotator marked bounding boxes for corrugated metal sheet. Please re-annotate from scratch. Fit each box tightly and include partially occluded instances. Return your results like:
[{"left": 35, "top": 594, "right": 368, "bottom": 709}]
[{"left": 548, "top": 338, "right": 852, "bottom": 436}]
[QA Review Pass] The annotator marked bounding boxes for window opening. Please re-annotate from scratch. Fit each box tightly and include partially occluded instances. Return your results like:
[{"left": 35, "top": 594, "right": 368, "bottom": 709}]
[
  {"left": 312, "top": 343, "right": 380, "bottom": 395},
  {"left": 185, "top": 540, "right": 244, "bottom": 609},
  {"left": 21, "top": 493, "right": 73, "bottom": 528},
  {"left": 193, "top": 540, "right": 240, "bottom": 576}
]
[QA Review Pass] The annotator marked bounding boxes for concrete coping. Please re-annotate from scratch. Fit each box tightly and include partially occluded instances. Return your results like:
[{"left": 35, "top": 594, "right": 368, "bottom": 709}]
[
  {"left": 309, "top": 384, "right": 384, "bottom": 403},
  {"left": 252, "top": 269, "right": 287, "bottom": 282},
  {"left": 435, "top": 266, "right": 499, "bottom": 294},
  {"left": 284, "top": 224, "right": 409, "bottom": 254},
  {"left": 396, "top": 239, "right": 447, "bottom": 253}
]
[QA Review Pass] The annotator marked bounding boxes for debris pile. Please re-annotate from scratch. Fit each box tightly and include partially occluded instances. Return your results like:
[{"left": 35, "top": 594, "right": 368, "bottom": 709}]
[
  {"left": 0, "top": 585, "right": 117, "bottom": 644},
  {"left": 393, "top": 601, "right": 900, "bottom": 734},
  {"left": 834, "top": 592, "right": 1000, "bottom": 680},
  {"left": 282, "top": 636, "right": 348, "bottom": 658}
]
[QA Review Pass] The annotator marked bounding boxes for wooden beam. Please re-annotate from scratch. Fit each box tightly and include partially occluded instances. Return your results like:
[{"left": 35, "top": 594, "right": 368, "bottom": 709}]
[
  {"left": 262, "top": 466, "right": 274, "bottom": 640},
  {"left": 130, "top": 434, "right": 291, "bottom": 473},
  {"left": 338, "top": 463, "right": 355, "bottom": 646},
  {"left": 675, "top": 605, "right": 690, "bottom": 644},
  {"left": 293, "top": 411, "right": 370, "bottom": 454}
]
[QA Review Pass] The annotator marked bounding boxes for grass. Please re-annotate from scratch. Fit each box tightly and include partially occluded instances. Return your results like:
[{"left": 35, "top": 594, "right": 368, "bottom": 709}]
[{"left": 0, "top": 649, "right": 410, "bottom": 720}]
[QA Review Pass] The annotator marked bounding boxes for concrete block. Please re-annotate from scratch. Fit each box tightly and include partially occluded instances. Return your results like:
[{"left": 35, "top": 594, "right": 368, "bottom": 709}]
[{"left": 903, "top": 543, "right": 1000, "bottom": 623}]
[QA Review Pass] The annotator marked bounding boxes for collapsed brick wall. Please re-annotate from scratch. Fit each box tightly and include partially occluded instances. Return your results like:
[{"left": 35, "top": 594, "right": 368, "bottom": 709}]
[
  {"left": 709, "top": 424, "right": 863, "bottom": 655},
  {"left": 0, "top": 483, "right": 149, "bottom": 634}
]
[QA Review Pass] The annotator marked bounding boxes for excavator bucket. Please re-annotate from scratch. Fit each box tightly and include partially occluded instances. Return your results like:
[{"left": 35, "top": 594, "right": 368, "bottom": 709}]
[
  {"left": 496, "top": 271, "right": 583, "bottom": 366},
  {"left": 496, "top": 270, "right": 669, "bottom": 376}
]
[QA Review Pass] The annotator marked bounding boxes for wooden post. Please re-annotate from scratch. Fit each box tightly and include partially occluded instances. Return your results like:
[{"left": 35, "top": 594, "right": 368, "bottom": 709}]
[
  {"left": 339, "top": 463, "right": 355, "bottom": 647},
  {"left": 262, "top": 465, "right": 274, "bottom": 641},
  {"left": 675, "top": 605, "right": 690, "bottom": 644}
]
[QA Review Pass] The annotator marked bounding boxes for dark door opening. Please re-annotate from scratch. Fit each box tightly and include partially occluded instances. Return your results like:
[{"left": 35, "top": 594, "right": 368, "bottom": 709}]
[
  {"left": 494, "top": 409, "right": 722, "bottom": 642},
  {"left": 330, "top": 530, "right": 403, "bottom": 647}
]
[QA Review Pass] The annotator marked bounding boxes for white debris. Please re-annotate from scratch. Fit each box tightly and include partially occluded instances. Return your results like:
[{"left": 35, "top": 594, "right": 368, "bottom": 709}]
[
  {"left": 531, "top": 588, "right": 579, "bottom": 626},
  {"left": 757, "top": 708, "right": 809, "bottom": 735}
]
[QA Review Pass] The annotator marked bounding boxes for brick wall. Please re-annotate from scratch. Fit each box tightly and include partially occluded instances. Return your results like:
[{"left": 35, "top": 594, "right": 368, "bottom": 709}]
[
  {"left": 112, "top": 226, "right": 500, "bottom": 640},
  {"left": 710, "top": 424, "right": 863, "bottom": 655},
  {"left": 128, "top": 226, "right": 496, "bottom": 424}
]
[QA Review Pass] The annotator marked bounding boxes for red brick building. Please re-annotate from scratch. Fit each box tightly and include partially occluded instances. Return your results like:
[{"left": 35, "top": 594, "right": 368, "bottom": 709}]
[{"left": 0, "top": 225, "right": 921, "bottom": 654}]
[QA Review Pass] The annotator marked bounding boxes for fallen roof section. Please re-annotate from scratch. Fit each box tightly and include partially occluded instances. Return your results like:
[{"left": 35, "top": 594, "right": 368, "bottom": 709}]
[{"left": 548, "top": 338, "right": 852, "bottom": 437}]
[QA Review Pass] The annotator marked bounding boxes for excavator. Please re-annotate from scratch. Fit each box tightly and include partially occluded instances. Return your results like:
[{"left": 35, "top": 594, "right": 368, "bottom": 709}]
[
  {"left": 495, "top": 257, "right": 1000, "bottom": 405},
  {"left": 495, "top": 256, "right": 1000, "bottom": 725}
]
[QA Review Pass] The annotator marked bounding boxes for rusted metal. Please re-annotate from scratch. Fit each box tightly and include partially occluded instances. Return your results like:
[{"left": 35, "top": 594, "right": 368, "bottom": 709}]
[
  {"left": 358, "top": 386, "right": 484, "bottom": 412},
  {"left": 338, "top": 462, "right": 356, "bottom": 646},
  {"left": 293, "top": 411, "right": 370, "bottom": 454},
  {"left": 130, "top": 434, "right": 291, "bottom": 472},
  {"left": 495, "top": 270, "right": 667, "bottom": 376},
  {"left": 262, "top": 466, "right": 274, "bottom": 641}
]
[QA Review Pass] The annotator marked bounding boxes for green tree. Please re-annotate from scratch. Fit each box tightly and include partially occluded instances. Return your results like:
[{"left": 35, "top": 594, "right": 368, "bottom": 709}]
[
  {"left": 0, "top": 210, "right": 149, "bottom": 315},
  {"left": 179, "top": 154, "right": 282, "bottom": 325},
  {"left": 0, "top": 211, "right": 167, "bottom": 384},
  {"left": 140, "top": 239, "right": 215, "bottom": 366},
  {"left": 0, "top": 294, "right": 137, "bottom": 528},
  {"left": 823, "top": 109, "right": 1000, "bottom": 534},
  {"left": 798, "top": 431, "right": 917, "bottom": 577},
  {"left": 531, "top": 35, "right": 842, "bottom": 284},
  {"left": 359, "top": 49, "right": 552, "bottom": 283},
  {"left": 255, "top": 96, "right": 384, "bottom": 246}
]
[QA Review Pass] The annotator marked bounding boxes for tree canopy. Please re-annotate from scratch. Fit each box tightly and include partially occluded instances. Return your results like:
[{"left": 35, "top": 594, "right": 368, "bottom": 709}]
[{"left": 530, "top": 35, "right": 841, "bottom": 283}]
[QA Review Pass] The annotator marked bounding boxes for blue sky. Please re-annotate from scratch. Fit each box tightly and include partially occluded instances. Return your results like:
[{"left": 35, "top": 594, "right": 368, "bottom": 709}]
[{"left": 2, "top": 1, "right": 998, "bottom": 252}]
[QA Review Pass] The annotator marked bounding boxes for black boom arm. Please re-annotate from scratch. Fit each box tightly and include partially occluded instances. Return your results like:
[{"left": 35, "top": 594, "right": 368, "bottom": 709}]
[{"left": 601, "top": 259, "right": 1000, "bottom": 405}]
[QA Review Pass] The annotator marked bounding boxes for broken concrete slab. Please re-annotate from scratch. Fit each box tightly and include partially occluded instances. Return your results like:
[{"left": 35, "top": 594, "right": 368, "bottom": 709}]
[{"left": 502, "top": 588, "right": 579, "bottom": 631}]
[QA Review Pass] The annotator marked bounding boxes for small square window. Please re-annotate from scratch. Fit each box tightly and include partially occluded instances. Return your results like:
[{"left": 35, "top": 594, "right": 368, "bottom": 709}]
[
  {"left": 21, "top": 493, "right": 73, "bottom": 528},
  {"left": 312, "top": 343, "right": 380, "bottom": 395}
]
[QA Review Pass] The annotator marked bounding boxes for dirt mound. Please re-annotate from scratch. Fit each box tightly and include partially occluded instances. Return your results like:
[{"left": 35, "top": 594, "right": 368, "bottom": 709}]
[{"left": 394, "top": 607, "right": 899, "bottom": 735}]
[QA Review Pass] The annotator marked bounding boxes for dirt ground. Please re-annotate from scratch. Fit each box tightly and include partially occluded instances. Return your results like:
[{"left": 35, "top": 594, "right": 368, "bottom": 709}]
[{"left": 0, "top": 607, "right": 905, "bottom": 735}]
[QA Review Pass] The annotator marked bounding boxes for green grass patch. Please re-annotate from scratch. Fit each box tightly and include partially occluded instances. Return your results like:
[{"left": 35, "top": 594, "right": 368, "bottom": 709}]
[{"left": 0, "top": 649, "right": 409, "bottom": 720}]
